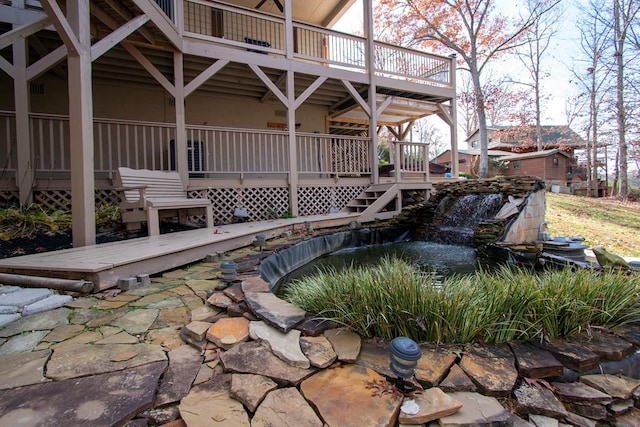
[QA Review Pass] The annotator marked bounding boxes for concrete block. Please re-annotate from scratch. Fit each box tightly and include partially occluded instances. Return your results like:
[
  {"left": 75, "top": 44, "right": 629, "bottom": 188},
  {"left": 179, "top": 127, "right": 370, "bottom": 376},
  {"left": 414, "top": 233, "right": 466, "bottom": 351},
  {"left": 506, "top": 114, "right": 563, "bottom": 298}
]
[
  {"left": 136, "top": 274, "right": 151, "bottom": 286},
  {"left": 118, "top": 277, "right": 140, "bottom": 291},
  {"left": 0, "top": 306, "right": 19, "bottom": 315},
  {"left": 0, "top": 313, "right": 22, "bottom": 328},
  {"left": 0, "top": 288, "right": 52, "bottom": 308},
  {"left": 206, "top": 253, "right": 221, "bottom": 263},
  {"left": 22, "top": 295, "right": 73, "bottom": 316}
]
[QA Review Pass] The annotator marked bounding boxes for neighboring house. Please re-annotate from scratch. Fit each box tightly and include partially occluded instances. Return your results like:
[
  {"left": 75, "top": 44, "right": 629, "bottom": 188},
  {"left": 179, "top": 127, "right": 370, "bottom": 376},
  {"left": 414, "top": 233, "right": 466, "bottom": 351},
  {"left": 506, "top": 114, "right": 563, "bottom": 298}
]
[
  {"left": 496, "top": 149, "right": 573, "bottom": 191},
  {"left": 466, "top": 125, "right": 585, "bottom": 153},
  {"left": 451, "top": 125, "right": 584, "bottom": 190},
  {"left": 0, "top": 0, "right": 458, "bottom": 246},
  {"left": 434, "top": 149, "right": 508, "bottom": 177}
]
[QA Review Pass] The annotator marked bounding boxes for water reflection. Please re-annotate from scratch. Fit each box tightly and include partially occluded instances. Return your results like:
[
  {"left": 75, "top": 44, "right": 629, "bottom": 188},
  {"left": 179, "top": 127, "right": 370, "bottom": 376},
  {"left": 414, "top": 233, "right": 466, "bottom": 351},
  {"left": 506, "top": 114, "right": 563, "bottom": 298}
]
[{"left": 278, "top": 241, "right": 478, "bottom": 286}]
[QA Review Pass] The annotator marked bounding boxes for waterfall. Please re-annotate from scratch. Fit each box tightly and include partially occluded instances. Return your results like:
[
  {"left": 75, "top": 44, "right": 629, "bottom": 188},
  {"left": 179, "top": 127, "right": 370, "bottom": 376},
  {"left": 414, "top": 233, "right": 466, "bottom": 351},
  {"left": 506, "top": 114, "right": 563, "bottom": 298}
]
[{"left": 425, "top": 194, "right": 504, "bottom": 245}]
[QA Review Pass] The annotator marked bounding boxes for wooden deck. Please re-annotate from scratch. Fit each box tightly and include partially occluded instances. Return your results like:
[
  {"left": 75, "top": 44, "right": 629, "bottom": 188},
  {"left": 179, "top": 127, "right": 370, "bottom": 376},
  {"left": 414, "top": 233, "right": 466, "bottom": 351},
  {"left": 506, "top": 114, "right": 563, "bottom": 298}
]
[{"left": 0, "top": 213, "right": 362, "bottom": 292}]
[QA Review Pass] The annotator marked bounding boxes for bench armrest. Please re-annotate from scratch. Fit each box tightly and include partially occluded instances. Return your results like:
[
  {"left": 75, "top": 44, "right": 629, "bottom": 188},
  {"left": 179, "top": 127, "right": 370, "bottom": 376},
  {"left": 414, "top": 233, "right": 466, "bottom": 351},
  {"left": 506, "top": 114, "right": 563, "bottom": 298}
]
[{"left": 116, "top": 185, "right": 148, "bottom": 203}]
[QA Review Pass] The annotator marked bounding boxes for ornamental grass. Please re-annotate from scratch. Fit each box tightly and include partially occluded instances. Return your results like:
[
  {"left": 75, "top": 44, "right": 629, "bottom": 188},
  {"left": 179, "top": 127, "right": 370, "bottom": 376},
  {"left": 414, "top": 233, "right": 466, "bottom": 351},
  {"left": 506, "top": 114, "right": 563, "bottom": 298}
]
[{"left": 283, "top": 257, "right": 640, "bottom": 343}]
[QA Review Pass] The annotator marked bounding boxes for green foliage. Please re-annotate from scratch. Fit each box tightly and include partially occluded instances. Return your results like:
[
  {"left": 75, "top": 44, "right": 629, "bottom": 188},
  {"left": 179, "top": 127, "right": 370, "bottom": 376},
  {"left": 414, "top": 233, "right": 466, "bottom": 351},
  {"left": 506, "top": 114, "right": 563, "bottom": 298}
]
[
  {"left": 265, "top": 208, "right": 295, "bottom": 219},
  {"left": 0, "top": 204, "right": 71, "bottom": 240},
  {"left": 284, "top": 258, "right": 640, "bottom": 344},
  {"left": 95, "top": 204, "right": 120, "bottom": 225}
]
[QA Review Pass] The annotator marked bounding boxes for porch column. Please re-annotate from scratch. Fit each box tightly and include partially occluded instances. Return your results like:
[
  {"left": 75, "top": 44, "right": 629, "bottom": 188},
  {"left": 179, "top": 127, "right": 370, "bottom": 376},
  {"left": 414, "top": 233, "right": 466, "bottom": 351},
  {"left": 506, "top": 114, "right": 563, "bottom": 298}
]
[
  {"left": 364, "top": 0, "right": 378, "bottom": 184},
  {"left": 12, "top": 0, "right": 34, "bottom": 205},
  {"left": 174, "top": 51, "right": 188, "bottom": 185},
  {"left": 286, "top": 70, "right": 299, "bottom": 216},
  {"left": 284, "top": 0, "right": 293, "bottom": 59},
  {"left": 67, "top": 0, "right": 96, "bottom": 246}
]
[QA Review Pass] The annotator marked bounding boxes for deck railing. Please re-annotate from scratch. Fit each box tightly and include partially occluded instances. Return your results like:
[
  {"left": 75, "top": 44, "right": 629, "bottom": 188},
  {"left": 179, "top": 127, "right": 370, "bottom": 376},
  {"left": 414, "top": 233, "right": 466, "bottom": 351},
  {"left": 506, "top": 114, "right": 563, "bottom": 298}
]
[
  {"left": 181, "top": 0, "right": 452, "bottom": 87},
  {"left": 0, "top": 112, "right": 372, "bottom": 180},
  {"left": 393, "top": 141, "right": 430, "bottom": 181}
]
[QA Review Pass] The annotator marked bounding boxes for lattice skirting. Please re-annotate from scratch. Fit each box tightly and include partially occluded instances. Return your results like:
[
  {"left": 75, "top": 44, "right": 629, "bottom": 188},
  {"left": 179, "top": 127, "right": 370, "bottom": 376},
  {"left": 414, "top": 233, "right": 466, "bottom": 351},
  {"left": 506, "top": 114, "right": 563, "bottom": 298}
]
[
  {"left": 192, "top": 187, "right": 290, "bottom": 224},
  {"left": 14, "top": 185, "right": 365, "bottom": 225},
  {"left": 298, "top": 185, "right": 367, "bottom": 216}
]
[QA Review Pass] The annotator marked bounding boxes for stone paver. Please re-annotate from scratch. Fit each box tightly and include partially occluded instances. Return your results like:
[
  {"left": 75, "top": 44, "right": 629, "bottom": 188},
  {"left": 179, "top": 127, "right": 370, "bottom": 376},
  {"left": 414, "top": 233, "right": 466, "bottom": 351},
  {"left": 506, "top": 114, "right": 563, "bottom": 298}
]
[
  {"left": 252, "top": 387, "right": 323, "bottom": 427},
  {"left": 46, "top": 343, "right": 167, "bottom": 380},
  {"left": 179, "top": 375, "right": 250, "bottom": 427},
  {"left": 301, "top": 364, "right": 402, "bottom": 427},
  {"left": 0, "top": 313, "right": 21, "bottom": 327},
  {"left": 23, "top": 294, "right": 73, "bottom": 316},
  {"left": 0, "top": 307, "right": 71, "bottom": 337},
  {"left": 206, "top": 317, "right": 250, "bottom": 349},
  {"left": 0, "top": 349, "right": 51, "bottom": 390},
  {"left": 398, "top": 388, "right": 462, "bottom": 424},
  {"left": 110, "top": 308, "right": 159, "bottom": 335},
  {"left": 0, "top": 361, "right": 166, "bottom": 427},
  {"left": 438, "top": 392, "right": 511, "bottom": 426},
  {"left": 220, "top": 341, "right": 315, "bottom": 386},
  {"left": 156, "top": 345, "right": 203, "bottom": 406},
  {"left": 0, "top": 330, "right": 49, "bottom": 354},
  {"left": 580, "top": 374, "right": 640, "bottom": 400},
  {"left": 244, "top": 292, "right": 306, "bottom": 332},
  {"left": 229, "top": 373, "right": 278, "bottom": 412},
  {"left": 324, "top": 327, "right": 361, "bottom": 362},
  {"left": 42, "top": 324, "right": 85, "bottom": 343},
  {"left": 300, "top": 335, "right": 337, "bottom": 368},
  {"left": 0, "top": 288, "right": 51, "bottom": 307},
  {"left": 249, "top": 320, "right": 309, "bottom": 368},
  {"left": 0, "top": 305, "right": 18, "bottom": 314}
]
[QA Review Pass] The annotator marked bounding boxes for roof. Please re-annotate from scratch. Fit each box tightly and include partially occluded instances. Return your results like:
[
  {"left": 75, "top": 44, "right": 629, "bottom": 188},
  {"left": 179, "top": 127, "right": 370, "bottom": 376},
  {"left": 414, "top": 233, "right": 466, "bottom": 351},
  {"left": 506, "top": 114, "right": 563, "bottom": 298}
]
[
  {"left": 228, "top": 0, "right": 357, "bottom": 27},
  {"left": 465, "top": 125, "right": 585, "bottom": 149},
  {"left": 497, "top": 149, "right": 572, "bottom": 161}
]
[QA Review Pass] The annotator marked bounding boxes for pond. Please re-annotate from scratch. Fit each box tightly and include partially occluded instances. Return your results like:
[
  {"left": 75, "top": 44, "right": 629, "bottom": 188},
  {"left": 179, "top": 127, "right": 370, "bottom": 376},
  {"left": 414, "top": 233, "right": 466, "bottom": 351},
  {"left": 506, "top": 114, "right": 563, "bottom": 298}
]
[{"left": 275, "top": 241, "right": 480, "bottom": 292}]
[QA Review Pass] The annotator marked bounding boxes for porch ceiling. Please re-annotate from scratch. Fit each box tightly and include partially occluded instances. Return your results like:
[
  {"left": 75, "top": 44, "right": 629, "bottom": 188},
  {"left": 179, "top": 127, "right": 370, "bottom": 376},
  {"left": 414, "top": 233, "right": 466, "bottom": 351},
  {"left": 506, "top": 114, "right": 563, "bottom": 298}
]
[
  {"left": 225, "top": 0, "right": 356, "bottom": 27},
  {"left": 330, "top": 94, "right": 441, "bottom": 127}
]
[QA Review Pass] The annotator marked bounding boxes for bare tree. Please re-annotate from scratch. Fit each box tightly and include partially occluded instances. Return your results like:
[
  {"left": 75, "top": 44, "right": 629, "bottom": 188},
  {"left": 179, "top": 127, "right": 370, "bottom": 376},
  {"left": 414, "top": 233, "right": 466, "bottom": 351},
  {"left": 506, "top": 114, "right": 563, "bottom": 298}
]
[
  {"left": 572, "top": 0, "right": 613, "bottom": 197},
  {"left": 612, "top": 0, "right": 640, "bottom": 196},
  {"left": 376, "top": 0, "right": 561, "bottom": 177},
  {"left": 512, "top": 0, "right": 564, "bottom": 151},
  {"left": 411, "top": 118, "right": 446, "bottom": 159}
]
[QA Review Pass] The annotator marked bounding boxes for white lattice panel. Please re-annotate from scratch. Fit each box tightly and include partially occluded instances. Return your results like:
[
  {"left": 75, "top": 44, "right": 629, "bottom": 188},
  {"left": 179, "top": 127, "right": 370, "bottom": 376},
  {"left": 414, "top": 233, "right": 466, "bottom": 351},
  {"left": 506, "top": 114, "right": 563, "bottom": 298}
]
[
  {"left": 202, "top": 187, "right": 289, "bottom": 224},
  {"left": 298, "top": 185, "right": 367, "bottom": 216},
  {"left": 35, "top": 190, "right": 72, "bottom": 211},
  {"left": 0, "top": 190, "right": 19, "bottom": 207}
]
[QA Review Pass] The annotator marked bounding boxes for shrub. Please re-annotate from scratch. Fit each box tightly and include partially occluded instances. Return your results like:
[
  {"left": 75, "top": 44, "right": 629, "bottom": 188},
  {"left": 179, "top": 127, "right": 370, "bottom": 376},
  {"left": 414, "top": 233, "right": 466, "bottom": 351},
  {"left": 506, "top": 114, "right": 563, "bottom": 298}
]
[{"left": 284, "top": 258, "right": 640, "bottom": 343}]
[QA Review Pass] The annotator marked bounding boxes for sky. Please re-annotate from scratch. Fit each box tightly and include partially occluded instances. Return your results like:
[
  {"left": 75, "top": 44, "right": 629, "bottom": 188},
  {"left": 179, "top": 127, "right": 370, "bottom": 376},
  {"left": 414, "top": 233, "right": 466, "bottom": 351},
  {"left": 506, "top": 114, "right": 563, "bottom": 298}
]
[{"left": 334, "top": 1, "right": 584, "bottom": 141}]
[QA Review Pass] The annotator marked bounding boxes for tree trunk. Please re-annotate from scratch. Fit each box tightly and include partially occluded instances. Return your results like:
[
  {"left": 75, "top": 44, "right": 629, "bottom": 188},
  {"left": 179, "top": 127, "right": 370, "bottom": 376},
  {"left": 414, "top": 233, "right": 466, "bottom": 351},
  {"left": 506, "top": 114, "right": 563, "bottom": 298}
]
[
  {"left": 472, "top": 70, "right": 489, "bottom": 178},
  {"left": 614, "top": 0, "right": 628, "bottom": 196}
]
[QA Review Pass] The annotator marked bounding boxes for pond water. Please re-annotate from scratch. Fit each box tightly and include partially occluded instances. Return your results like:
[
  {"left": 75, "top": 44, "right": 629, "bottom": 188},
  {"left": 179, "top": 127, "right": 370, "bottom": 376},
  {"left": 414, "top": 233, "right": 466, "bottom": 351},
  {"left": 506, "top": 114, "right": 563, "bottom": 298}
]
[{"left": 277, "top": 241, "right": 479, "bottom": 288}]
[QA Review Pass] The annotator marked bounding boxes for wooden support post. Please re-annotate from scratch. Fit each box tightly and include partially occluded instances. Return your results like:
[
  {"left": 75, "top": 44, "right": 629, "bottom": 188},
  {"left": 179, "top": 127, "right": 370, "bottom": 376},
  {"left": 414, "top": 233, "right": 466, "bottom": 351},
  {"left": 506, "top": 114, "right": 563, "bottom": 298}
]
[
  {"left": 174, "top": 51, "right": 188, "bottom": 185},
  {"left": 66, "top": 0, "right": 96, "bottom": 246},
  {"left": 284, "top": 0, "right": 293, "bottom": 60},
  {"left": 12, "top": 0, "right": 34, "bottom": 206},
  {"left": 364, "top": 0, "right": 378, "bottom": 184},
  {"left": 286, "top": 70, "right": 298, "bottom": 216}
]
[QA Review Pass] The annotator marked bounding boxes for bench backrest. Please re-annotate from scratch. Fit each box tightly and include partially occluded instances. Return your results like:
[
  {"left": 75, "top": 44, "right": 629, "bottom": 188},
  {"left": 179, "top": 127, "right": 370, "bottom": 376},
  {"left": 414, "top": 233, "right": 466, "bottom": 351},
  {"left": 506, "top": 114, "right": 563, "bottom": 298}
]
[{"left": 116, "top": 167, "right": 186, "bottom": 202}]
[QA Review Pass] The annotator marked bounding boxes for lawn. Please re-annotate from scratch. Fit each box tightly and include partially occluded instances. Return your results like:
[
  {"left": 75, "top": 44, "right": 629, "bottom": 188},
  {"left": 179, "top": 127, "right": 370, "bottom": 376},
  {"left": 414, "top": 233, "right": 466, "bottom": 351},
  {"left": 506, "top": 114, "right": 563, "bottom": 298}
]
[{"left": 545, "top": 193, "right": 640, "bottom": 258}]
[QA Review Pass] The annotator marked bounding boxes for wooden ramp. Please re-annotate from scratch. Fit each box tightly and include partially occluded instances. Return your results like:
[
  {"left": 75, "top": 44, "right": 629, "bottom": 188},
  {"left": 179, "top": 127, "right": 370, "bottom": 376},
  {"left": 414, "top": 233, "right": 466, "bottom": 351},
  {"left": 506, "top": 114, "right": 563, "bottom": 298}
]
[{"left": 0, "top": 213, "right": 360, "bottom": 292}]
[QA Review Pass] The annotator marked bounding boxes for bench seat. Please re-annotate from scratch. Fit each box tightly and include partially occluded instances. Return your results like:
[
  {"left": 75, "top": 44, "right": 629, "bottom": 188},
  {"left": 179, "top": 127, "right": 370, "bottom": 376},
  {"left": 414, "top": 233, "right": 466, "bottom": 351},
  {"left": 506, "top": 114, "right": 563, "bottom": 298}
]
[{"left": 115, "top": 167, "right": 214, "bottom": 236}]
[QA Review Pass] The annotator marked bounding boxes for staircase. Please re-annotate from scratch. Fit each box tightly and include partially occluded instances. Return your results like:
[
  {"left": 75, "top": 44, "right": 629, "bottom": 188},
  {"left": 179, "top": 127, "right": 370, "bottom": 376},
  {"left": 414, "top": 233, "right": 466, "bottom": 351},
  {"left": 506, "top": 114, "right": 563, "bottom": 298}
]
[{"left": 341, "top": 184, "right": 400, "bottom": 219}]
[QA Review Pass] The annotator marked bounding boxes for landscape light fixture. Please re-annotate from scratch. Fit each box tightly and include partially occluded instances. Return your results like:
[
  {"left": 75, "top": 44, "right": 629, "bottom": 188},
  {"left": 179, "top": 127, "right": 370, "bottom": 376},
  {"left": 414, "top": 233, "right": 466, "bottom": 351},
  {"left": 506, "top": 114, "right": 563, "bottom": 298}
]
[
  {"left": 220, "top": 261, "right": 238, "bottom": 283},
  {"left": 255, "top": 234, "right": 266, "bottom": 251},
  {"left": 389, "top": 337, "right": 422, "bottom": 392},
  {"left": 304, "top": 221, "right": 313, "bottom": 234}
]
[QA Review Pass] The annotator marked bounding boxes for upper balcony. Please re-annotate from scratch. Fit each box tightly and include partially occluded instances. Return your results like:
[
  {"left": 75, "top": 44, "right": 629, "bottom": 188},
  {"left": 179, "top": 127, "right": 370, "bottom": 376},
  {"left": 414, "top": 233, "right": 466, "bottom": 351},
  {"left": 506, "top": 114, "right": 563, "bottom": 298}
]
[{"left": 152, "top": 0, "right": 454, "bottom": 95}]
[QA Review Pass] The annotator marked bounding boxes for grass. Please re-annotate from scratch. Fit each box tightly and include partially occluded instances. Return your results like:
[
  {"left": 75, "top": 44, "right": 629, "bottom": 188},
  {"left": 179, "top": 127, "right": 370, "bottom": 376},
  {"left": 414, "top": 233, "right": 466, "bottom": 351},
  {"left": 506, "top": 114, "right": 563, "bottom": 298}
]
[
  {"left": 545, "top": 193, "right": 640, "bottom": 257},
  {"left": 284, "top": 257, "right": 640, "bottom": 344}
]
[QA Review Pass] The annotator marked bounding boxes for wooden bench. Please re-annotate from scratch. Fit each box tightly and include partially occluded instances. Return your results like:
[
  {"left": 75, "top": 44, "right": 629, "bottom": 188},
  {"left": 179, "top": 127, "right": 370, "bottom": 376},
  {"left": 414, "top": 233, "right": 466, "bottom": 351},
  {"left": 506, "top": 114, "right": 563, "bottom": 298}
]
[{"left": 115, "top": 167, "right": 214, "bottom": 236}]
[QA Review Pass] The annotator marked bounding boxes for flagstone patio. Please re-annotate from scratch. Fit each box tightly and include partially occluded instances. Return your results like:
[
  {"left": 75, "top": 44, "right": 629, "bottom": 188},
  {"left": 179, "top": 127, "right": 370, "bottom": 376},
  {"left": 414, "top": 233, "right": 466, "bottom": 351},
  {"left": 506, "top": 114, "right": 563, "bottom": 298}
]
[{"left": 1, "top": 239, "right": 640, "bottom": 427}]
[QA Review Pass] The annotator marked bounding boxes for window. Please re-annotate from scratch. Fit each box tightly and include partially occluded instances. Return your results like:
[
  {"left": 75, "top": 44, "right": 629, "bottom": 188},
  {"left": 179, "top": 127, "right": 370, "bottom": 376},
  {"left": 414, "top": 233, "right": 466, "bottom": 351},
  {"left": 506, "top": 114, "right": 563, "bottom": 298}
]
[
  {"left": 552, "top": 157, "right": 559, "bottom": 168},
  {"left": 513, "top": 160, "right": 521, "bottom": 169}
]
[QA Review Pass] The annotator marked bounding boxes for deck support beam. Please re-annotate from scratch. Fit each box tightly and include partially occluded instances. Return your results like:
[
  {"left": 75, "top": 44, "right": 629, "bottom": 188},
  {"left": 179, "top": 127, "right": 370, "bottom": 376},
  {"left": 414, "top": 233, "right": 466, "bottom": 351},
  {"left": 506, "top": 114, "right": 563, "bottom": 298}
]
[
  {"left": 174, "top": 51, "right": 188, "bottom": 185},
  {"left": 60, "top": 0, "right": 96, "bottom": 246},
  {"left": 364, "top": 0, "right": 378, "bottom": 185},
  {"left": 13, "top": 0, "right": 34, "bottom": 206}
]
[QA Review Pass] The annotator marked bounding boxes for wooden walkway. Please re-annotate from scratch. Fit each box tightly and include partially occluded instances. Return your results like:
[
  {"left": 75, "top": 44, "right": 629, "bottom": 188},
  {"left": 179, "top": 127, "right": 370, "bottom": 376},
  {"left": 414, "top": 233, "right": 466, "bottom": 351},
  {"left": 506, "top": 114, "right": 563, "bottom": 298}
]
[{"left": 0, "top": 213, "right": 362, "bottom": 292}]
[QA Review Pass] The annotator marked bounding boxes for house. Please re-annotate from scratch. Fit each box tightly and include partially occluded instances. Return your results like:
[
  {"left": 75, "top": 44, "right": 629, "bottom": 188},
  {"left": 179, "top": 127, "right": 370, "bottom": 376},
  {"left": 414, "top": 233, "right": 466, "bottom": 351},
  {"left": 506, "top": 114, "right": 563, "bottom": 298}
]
[
  {"left": 466, "top": 125, "right": 585, "bottom": 153},
  {"left": 0, "top": 0, "right": 458, "bottom": 247},
  {"left": 442, "top": 125, "right": 584, "bottom": 189}
]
